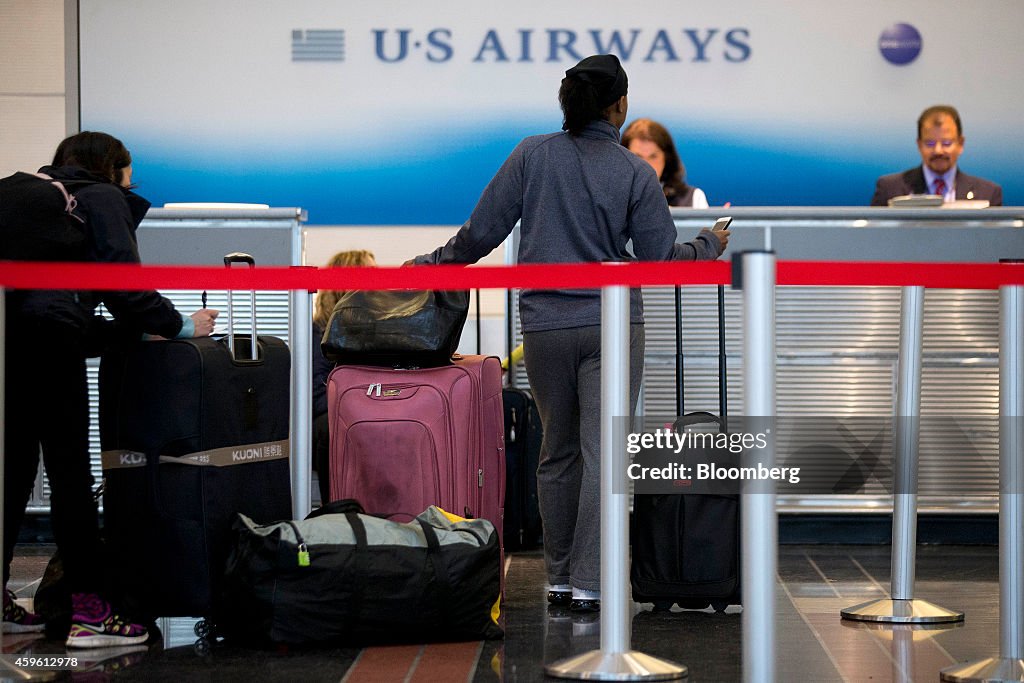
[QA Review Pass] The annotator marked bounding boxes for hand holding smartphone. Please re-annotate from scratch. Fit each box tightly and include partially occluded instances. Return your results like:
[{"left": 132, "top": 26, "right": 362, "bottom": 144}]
[{"left": 710, "top": 216, "right": 732, "bottom": 252}]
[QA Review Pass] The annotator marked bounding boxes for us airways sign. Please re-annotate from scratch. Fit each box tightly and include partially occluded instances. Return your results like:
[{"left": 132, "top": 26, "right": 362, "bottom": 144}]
[{"left": 294, "top": 27, "right": 752, "bottom": 63}]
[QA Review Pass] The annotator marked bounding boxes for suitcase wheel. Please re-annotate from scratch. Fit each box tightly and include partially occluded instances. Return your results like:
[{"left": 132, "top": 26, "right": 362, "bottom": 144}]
[
  {"left": 194, "top": 620, "right": 212, "bottom": 639},
  {"left": 711, "top": 601, "right": 729, "bottom": 613},
  {"left": 652, "top": 600, "right": 675, "bottom": 613},
  {"left": 193, "top": 638, "right": 211, "bottom": 657}
]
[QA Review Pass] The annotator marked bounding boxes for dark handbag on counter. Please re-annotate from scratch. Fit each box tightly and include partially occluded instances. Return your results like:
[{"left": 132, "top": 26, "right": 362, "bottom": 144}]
[{"left": 321, "top": 289, "right": 470, "bottom": 368}]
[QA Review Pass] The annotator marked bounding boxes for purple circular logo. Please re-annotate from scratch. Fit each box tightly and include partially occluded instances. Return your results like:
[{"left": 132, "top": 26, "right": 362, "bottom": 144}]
[{"left": 879, "top": 23, "right": 922, "bottom": 65}]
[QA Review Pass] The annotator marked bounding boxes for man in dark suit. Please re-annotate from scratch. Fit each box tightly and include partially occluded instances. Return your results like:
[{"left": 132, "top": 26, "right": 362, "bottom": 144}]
[{"left": 871, "top": 105, "right": 1003, "bottom": 206}]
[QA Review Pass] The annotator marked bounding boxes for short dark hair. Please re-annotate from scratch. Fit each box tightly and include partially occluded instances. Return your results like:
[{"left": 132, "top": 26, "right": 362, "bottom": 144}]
[
  {"left": 917, "top": 105, "right": 962, "bottom": 139},
  {"left": 52, "top": 131, "right": 132, "bottom": 185}
]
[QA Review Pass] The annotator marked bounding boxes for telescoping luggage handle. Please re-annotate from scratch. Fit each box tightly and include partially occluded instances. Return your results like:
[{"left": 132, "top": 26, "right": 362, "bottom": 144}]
[
  {"left": 675, "top": 283, "right": 728, "bottom": 429},
  {"left": 224, "top": 252, "right": 258, "bottom": 361}
]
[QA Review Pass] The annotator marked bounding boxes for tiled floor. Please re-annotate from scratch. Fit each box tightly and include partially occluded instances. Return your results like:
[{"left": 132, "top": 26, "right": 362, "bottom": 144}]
[{"left": 1, "top": 543, "right": 1004, "bottom": 682}]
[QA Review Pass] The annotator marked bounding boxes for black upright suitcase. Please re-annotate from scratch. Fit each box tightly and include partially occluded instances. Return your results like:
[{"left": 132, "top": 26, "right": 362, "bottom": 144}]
[
  {"left": 99, "top": 253, "right": 293, "bottom": 621},
  {"left": 630, "top": 284, "right": 741, "bottom": 612},
  {"left": 502, "top": 386, "right": 543, "bottom": 550},
  {"left": 500, "top": 292, "right": 544, "bottom": 552}
]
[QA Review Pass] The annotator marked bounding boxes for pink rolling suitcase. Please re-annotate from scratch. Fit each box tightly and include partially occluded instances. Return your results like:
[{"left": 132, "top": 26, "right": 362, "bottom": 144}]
[{"left": 327, "top": 354, "right": 505, "bottom": 545}]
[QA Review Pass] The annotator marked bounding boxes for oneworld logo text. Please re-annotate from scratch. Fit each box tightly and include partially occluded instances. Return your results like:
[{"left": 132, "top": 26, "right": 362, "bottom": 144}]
[{"left": 878, "top": 23, "right": 922, "bottom": 65}]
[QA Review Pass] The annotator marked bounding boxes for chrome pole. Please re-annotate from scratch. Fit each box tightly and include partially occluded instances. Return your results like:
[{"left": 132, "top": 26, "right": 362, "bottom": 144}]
[
  {"left": 842, "top": 286, "right": 962, "bottom": 624},
  {"left": 741, "top": 251, "right": 777, "bottom": 683},
  {"left": 892, "top": 286, "right": 922, "bottom": 601},
  {"left": 545, "top": 276, "right": 687, "bottom": 681},
  {"left": 1001, "top": 280, "right": 1024, "bottom": 662},
  {"left": 600, "top": 280, "right": 630, "bottom": 657},
  {"left": 289, "top": 287, "right": 312, "bottom": 519},
  {"left": 942, "top": 276, "right": 1024, "bottom": 681},
  {"left": 288, "top": 227, "right": 312, "bottom": 519}
]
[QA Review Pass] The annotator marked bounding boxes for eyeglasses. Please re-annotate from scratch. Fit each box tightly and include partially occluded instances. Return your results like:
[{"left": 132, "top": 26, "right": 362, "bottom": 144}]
[{"left": 921, "top": 139, "right": 958, "bottom": 149}]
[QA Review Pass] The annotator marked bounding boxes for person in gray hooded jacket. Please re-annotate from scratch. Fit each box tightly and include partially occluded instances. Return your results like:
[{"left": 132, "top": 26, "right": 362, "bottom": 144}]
[{"left": 411, "top": 54, "right": 729, "bottom": 612}]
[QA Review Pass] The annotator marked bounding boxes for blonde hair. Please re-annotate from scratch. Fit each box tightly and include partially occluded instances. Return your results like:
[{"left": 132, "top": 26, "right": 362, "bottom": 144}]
[{"left": 313, "top": 249, "right": 376, "bottom": 327}]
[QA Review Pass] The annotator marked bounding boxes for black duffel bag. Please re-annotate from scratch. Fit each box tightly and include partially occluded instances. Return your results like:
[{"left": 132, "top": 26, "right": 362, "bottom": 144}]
[
  {"left": 321, "top": 289, "right": 469, "bottom": 368},
  {"left": 218, "top": 501, "right": 503, "bottom": 645}
]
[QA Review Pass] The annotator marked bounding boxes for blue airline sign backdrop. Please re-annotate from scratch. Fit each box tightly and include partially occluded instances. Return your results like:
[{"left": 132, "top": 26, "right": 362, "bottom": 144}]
[{"left": 80, "top": 1, "right": 1022, "bottom": 224}]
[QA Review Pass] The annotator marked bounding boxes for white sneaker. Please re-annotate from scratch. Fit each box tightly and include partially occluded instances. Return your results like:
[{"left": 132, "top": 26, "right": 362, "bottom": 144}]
[
  {"left": 547, "top": 583, "right": 571, "bottom": 605},
  {"left": 570, "top": 587, "right": 600, "bottom": 613}
]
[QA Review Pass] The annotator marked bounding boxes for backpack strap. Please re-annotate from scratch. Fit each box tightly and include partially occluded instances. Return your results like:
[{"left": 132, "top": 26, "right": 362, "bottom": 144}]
[{"left": 32, "top": 172, "right": 77, "bottom": 214}]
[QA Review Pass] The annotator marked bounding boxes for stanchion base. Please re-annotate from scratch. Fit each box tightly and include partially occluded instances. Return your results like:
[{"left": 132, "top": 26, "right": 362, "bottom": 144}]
[
  {"left": 940, "top": 657, "right": 1024, "bottom": 682},
  {"left": 544, "top": 650, "right": 688, "bottom": 681},
  {"left": 840, "top": 598, "right": 964, "bottom": 624}
]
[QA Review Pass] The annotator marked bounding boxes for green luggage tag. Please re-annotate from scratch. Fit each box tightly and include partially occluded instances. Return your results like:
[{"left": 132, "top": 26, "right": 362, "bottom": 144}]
[{"left": 286, "top": 521, "right": 311, "bottom": 567}]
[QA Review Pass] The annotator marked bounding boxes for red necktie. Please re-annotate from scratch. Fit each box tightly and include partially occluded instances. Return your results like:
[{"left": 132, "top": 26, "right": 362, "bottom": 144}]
[{"left": 933, "top": 178, "right": 947, "bottom": 197}]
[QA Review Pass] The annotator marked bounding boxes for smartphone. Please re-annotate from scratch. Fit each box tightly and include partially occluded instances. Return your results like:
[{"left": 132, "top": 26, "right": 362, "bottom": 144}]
[{"left": 712, "top": 216, "right": 733, "bottom": 232}]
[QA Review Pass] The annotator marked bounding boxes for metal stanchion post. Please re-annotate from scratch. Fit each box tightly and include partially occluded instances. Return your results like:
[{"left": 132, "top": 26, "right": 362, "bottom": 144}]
[
  {"left": 289, "top": 285, "right": 313, "bottom": 519},
  {"left": 288, "top": 226, "right": 313, "bottom": 519},
  {"left": 544, "top": 278, "right": 687, "bottom": 681},
  {"left": 740, "top": 251, "right": 777, "bottom": 683},
  {"left": 842, "top": 286, "right": 963, "bottom": 624},
  {"left": 942, "top": 274, "right": 1024, "bottom": 681}
]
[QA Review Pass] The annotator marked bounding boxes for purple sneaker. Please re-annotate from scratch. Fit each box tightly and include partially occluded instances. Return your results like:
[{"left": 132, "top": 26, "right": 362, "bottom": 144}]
[
  {"left": 2, "top": 588, "right": 46, "bottom": 634},
  {"left": 65, "top": 593, "right": 148, "bottom": 649}
]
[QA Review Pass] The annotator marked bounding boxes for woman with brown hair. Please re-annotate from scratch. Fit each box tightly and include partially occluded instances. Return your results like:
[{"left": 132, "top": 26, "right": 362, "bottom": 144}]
[{"left": 622, "top": 118, "right": 709, "bottom": 208}]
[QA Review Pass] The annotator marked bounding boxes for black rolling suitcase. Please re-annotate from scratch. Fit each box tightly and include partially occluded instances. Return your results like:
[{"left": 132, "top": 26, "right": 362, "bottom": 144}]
[
  {"left": 99, "top": 253, "right": 293, "bottom": 621},
  {"left": 500, "top": 292, "right": 543, "bottom": 552},
  {"left": 630, "top": 284, "right": 741, "bottom": 612},
  {"left": 502, "top": 386, "right": 543, "bottom": 550}
]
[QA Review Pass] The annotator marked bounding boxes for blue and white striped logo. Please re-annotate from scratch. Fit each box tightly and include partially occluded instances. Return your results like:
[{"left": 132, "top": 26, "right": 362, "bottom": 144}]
[{"left": 292, "top": 29, "right": 345, "bottom": 61}]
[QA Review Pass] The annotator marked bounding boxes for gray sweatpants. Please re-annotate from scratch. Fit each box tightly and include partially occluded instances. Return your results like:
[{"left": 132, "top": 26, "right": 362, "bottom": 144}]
[{"left": 522, "top": 324, "right": 645, "bottom": 591}]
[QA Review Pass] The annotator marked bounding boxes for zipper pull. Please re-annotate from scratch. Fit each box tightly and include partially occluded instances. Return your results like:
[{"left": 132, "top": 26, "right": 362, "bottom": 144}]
[
  {"left": 366, "top": 383, "right": 382, "bottom": 396},
  {"left": 478, "top": 468, "right": 484, "bottom": 488}
]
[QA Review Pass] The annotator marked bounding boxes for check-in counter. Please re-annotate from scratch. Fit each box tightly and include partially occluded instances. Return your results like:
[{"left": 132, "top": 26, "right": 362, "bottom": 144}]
[{"left": 132, "top": 206, "right": 306, "bottom": 340}]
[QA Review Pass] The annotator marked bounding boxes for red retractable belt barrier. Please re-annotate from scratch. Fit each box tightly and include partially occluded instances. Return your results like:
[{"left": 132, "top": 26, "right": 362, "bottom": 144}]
[{"left": 0, "top": 259, "right": 1022, "bottom": 291}]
